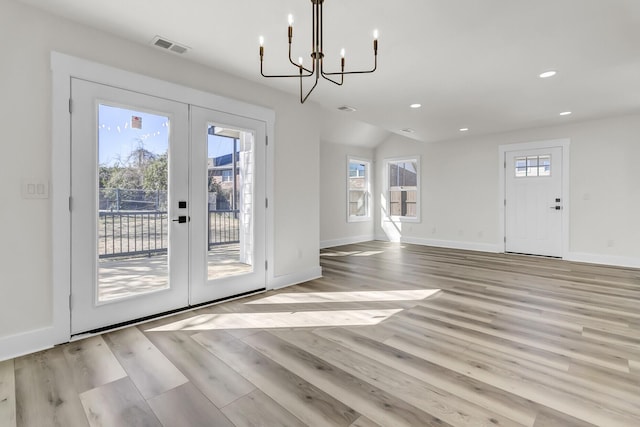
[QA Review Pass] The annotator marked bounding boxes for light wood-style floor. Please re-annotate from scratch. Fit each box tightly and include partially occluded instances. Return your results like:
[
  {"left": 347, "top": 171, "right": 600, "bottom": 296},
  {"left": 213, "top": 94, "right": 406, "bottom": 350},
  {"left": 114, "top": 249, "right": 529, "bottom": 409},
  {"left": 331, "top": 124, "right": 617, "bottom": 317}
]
[{"left": 2, "top": 241, "right": 640, "bottom": 426}]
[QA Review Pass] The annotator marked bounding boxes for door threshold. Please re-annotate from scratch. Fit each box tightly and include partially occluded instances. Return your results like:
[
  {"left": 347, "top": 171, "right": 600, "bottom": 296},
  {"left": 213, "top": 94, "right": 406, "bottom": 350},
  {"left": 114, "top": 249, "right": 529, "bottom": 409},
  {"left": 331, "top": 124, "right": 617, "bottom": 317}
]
[
  {"left": 70, "top": 288, "right": 266, "bottom": 341},
  {"left": 505, "top": 251, "right": 562, "bottom": 259}
]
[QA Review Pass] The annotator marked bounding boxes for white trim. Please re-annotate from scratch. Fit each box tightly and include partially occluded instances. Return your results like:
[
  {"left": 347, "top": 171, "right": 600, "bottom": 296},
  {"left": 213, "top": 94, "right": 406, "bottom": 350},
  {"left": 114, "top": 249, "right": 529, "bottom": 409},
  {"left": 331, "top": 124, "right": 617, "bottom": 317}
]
[
  {"left": 375, "top": 235, "right": 501, "bottom": 253},
  {"left": 0, "top": 327, "right": 56, "bottom": 362},
  {"left": 566, "top": 252, "right": 640, "bottom": 269},
  {"left": 269, "top": 267, "right": 323, "bottom": 290},
  {"left": 50, "top": 52, "right": 275, "bottom": 351},
  {"left": 498, "top": 138, "right": 570, "bottom": 257},
  {"left": 320, "top": 235, "right": 376, "bottom": 249}
]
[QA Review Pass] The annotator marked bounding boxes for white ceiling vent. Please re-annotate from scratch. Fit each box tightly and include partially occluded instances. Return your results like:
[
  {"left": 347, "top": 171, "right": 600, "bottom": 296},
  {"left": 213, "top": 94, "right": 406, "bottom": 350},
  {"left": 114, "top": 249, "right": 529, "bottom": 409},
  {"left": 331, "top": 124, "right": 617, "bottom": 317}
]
[{"left": 151, "top": 36, "right": 190, "bottom": 55}]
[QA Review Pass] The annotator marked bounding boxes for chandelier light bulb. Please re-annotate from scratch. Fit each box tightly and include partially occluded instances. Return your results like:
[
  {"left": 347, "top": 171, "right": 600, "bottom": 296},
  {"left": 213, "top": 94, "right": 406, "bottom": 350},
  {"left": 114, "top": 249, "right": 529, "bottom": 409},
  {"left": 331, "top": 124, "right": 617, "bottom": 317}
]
[
  {"left": 340, "top": 48, "right": 345, "bottom": 58},
  {"left": 298, "top": 56, "right": 303, "bottom": 65},
  {"left": 259, "top": 36, "right": 264, "bottom": 46},
  {"left": 373, "top": 29, "right": 379, "bottom": 39},
  {"left": 288, "top": 14, "right": 294, "bottom": 26}
]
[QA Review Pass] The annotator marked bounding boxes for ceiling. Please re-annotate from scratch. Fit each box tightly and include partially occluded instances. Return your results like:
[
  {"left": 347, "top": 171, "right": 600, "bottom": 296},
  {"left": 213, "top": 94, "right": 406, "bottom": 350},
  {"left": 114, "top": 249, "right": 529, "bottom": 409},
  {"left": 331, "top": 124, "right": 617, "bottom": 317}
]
[{"left": 20, "top": 0, "right": 640, "bottom": 144}]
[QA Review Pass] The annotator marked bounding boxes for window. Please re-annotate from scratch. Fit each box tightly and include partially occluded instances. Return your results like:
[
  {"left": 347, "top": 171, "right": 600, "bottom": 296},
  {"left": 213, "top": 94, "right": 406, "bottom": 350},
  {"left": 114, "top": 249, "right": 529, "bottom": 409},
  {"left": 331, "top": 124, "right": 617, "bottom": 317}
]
[
  {"left": 221, "top": 169, "right": 233, "bottom": 182},
  {"left": 347, "top": 157, "right": 371, "bottom": 221},
  {"left": 386, "top": 157, "right": 419, "bottom": 220},
  {"left": 515, "top": 155, "right": 551, "bottom": 177}
]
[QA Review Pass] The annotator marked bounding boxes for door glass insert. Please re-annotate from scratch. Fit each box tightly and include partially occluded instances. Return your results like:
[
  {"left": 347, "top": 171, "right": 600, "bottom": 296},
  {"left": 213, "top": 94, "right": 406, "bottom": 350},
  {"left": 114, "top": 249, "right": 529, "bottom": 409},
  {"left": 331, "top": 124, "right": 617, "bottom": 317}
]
[
  {"left": 207, "top": 125, "right": 254, "bottom": 280},
  {"left": 97, "top": 104, "right": 170, "bottom": 302},
  {"left": 515, "top": 155, "right": 551, "bottom": 177}
]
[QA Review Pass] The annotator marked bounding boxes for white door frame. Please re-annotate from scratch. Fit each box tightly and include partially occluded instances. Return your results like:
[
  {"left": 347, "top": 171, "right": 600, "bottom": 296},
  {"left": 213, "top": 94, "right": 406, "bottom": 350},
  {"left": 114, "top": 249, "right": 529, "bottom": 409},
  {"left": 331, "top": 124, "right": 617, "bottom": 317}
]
[
  {"left": 52, "top": 52, "right": 275, "bottom": 343},
  {"left": 498, "top": 138, "right": 570, "bottom": 258}
]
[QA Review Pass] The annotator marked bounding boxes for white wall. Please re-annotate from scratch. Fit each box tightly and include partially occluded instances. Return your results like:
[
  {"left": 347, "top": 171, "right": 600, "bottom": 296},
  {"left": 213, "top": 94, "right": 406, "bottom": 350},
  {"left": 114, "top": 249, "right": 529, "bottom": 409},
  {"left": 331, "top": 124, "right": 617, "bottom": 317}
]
[
  {"left": 320, "top": 142, "right": 375, "bottom": 248},
  {"left": 374, "top": 114, "right": 640, "bottom": 267},
  {"left": 0, "top": 0, "right": 321, "bottom": 357}
]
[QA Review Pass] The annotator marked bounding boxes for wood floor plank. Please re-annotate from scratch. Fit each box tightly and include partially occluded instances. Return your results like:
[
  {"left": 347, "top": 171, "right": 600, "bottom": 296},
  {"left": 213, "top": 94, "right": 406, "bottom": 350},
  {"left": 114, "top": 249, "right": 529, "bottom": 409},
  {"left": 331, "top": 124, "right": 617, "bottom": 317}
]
[
  {"left": 62, "top": 335, "right": 127, "bottom": 393},
  {"left": 147, "top": 382, "right": 234, "bottom": 427},
  {"left": 14, "top": 347, "right": 89, "bottom": 427},
  {"left": 0, "top": 359, "right": 16, "bottom": 427},
  {"left": 241, "top": 331, "right": 452, "bottom": 427},
  {"left": 221, "top": 389, "right": 306, "bottom": 427},
  {"left": 400, "top": 303, "right": 631, "bottom": 372},
  {"left": 79, "top": 377, "right": 160, "bottom": 427},
  {"left": 313, "top": 327, "right": 539, "bottom": 427},
  {"left": 193, "top": 330, "right": 361, "bottom": 427},
  {"left": 144, "top": 331, "right": 255, "bottom": 407},
  {"left": 268, "top": 329, "right": 524, "bottom": 427},
  {"left": 349, "top": 415, "right": 382, "bottom": 427},
  {"left": 384, "top": 332, "right": 640, "bottom": 427},
  {"left": 6, "top": 242, "right": 640, "bottom": 426},
  {"left": 532, "top": 407, "right": 599, "bottom": 427},
  {"left": 103, "top": 327, "right": 188, "bottom": 399}
]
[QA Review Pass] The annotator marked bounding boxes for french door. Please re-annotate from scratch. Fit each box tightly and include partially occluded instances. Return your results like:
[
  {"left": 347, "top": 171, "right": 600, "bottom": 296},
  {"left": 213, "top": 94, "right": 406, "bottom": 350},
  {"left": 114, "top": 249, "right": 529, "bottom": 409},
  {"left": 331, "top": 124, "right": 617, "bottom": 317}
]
[
  {"left": 505, "top": 146, "right": 563, "bottom": 257},
  {"left": 189, "top": 106, "right": 266, "bottom": 304},
  {"left": 70, "top": 79, "right": 265, "bottom": 334}
]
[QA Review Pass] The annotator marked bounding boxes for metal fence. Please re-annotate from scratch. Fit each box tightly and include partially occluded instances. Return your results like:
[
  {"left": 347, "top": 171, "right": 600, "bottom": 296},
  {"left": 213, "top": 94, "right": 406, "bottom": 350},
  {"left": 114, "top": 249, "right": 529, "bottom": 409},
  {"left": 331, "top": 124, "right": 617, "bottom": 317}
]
[
  {"left": 208, "top": 210, "right": 240, "bottom": 249},
  {"left": 98, "top": 209, "right": 240, "bottom": 259}
]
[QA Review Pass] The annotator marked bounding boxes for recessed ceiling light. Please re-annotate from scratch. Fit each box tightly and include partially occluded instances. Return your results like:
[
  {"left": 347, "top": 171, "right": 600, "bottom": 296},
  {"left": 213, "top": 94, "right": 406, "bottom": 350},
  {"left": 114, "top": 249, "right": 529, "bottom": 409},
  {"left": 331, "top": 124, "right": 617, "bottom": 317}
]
[
  {"left": 459, "top": 128, "right": 469, "bottom": 132},
  {"left": 559, "top": 111, "right": 572, "bottom": 116},
  {"left": 539, "top": 70, "right": 557, "bottom": 78},
  {"left": 401, "top": 128, "right": 415, "bottom": 133},
  {"left": 338, "top": 105, "right": 357, "bottom": 112},
  {"left": 410, "top": 103, "right": 422, "bottom": 109}
]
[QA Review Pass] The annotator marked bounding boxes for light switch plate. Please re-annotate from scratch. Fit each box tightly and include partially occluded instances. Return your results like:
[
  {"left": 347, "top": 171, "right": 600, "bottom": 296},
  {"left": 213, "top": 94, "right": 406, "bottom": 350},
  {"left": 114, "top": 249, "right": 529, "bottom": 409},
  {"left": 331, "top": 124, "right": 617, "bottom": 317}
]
[{"left": 22, "top": 179, "right": 49, "bottom": 199}]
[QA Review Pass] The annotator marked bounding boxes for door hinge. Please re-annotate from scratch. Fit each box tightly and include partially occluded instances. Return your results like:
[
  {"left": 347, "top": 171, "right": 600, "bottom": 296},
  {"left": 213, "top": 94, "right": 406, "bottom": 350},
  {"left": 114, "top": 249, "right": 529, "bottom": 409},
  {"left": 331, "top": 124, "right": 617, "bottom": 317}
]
[
  {"left": 265, "top": 136, "right": 268, "bottom": 146},
  {"left": 504, "top": 236, "right": 507, "bottom": 243},
  {"left": 69, "top": 294, "right": 72, "bottom": 310},
  {"left": 504, "top": 160, "right": 506, "bottom": 169},
  {"left": 504, "top": 199, "right": 507, "bottom": 206},
  {"left": 265, "top": 260, "right": 268, "bottom": 271},
  {"left": 265, "top": 198, "right": 268, "bottom": 209},
  {"left": 69, "top": 196, "right": 73, "bottom": 211},
  {"left": 69, "top": 98, "right": 73, "bottom": 114}
]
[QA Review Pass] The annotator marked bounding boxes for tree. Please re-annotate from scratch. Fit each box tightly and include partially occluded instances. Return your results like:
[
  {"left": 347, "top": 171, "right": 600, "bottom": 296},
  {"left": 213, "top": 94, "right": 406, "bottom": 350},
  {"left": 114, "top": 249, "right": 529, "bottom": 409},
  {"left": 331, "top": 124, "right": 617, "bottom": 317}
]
[{"left": 143, "top": 153, "right": 168, "bottom": 191}]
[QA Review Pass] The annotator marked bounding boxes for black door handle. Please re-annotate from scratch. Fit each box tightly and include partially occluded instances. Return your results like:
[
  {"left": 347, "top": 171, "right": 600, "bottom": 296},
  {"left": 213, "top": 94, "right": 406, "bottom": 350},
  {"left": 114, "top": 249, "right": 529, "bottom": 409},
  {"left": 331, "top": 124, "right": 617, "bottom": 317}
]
[{"left": 172, "top": 216, "right": 189, "bottom": 223}]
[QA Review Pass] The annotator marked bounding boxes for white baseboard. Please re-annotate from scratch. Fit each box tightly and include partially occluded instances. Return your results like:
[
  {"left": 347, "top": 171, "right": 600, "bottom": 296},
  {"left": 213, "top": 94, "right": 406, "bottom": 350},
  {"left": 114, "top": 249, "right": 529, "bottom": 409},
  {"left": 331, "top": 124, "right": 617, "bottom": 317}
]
[
  {"left": 269, "top": 266, "right": 323, "bottom": 290},
  {"left": 0, "top": 327, "right": 59, "bottom": 362},
  {"left": 566, "top": 252, "right": 640, "bottom": 269},
  {"left": 375, "top": 235, "right": 502, "bottom": 253},
  {"left": 320, "top": 235, "right": 376, "bottom": 249}
]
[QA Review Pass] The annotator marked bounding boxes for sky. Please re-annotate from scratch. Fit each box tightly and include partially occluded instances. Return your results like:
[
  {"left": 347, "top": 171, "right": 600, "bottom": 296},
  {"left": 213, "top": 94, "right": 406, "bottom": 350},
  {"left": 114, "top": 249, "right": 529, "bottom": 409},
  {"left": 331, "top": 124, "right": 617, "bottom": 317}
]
[{"left": 98, "top": 104, "right": 233, "bottom": 167}]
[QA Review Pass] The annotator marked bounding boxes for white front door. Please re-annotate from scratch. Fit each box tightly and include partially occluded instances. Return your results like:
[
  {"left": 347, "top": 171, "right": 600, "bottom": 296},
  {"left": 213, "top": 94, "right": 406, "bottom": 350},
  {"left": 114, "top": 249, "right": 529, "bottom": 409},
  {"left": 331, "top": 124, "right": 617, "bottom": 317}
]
[
  {"left": 189, "top": 106, "right": 266, "bottom": 304},
  {"left": 505, "top": 147, "right": 563, "bottom": 257},
  {"left": 70, "top": 78, "right": 190, "bottom": 334}
]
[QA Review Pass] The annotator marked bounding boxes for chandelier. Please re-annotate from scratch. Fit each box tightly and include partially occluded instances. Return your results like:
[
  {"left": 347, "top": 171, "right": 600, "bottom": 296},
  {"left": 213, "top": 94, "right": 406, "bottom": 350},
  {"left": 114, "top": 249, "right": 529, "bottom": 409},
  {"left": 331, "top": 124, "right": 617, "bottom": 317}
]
[{"left": 259, "top": 0, "right": 378, "bottom": 104}]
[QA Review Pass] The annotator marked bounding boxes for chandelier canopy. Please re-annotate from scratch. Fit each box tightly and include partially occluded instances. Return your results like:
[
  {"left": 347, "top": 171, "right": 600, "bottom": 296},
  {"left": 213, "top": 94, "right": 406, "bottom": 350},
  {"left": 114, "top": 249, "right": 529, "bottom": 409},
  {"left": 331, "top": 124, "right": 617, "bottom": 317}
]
[{"left": 259, "top": 0, "right": 378, "bottom": 104}]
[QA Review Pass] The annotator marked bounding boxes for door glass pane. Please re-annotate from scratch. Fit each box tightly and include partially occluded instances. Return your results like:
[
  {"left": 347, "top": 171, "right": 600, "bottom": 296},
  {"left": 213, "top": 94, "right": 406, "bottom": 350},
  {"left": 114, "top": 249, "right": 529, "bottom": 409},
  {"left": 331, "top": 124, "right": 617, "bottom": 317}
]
[
  {"left": 539, "top": 155, "right": 551, "bottom": 176},
  {"left": 207, "top": 125, "right": 254, "bottom": 280},
  {"left": 97, "top": 105, "right": 170, "bottom": 302},
  {"left": 526, "top": 156, "right": 539, "bottom": 176}
]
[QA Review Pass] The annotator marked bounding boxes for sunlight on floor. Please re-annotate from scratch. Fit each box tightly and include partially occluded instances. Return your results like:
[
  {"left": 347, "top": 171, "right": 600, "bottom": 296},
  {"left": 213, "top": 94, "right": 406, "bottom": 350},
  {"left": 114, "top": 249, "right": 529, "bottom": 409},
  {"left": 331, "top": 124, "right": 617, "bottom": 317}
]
[
  {"left": 145, "top": 309, "right": 404, "bottom": 332},
  {"left": 245, "top": 289, "right": 441, "bottom": 305}
]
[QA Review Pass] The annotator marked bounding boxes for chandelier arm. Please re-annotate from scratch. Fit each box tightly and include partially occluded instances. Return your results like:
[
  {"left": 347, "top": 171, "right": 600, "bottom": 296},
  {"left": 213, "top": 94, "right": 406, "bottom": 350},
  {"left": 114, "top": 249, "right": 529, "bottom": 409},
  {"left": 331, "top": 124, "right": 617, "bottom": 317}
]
[
  {"left": 300, "top": 69, "right": 320, "bottom": 104},
  {"left": 261, "top": 60, "right": 313, "bottom": 78},
  {"left": 323, "top": 55, "right": 378, "bottom": 76},
  {"left": 288, "top": 39, "right": 314, "bottom": 74},
  {"left": 320, "top": 71, "right": 344, "bottom": 86}
]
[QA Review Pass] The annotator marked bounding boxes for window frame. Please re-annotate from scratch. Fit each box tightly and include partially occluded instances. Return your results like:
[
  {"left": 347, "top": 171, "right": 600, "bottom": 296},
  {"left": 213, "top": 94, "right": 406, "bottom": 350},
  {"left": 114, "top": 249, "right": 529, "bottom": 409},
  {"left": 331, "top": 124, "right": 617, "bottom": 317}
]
[
  {"left": 347, "top": 156, "right": 372, "bottom": 222},
  {"left": 384, "top": 156, "right": 420, "bottom": 223}
]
